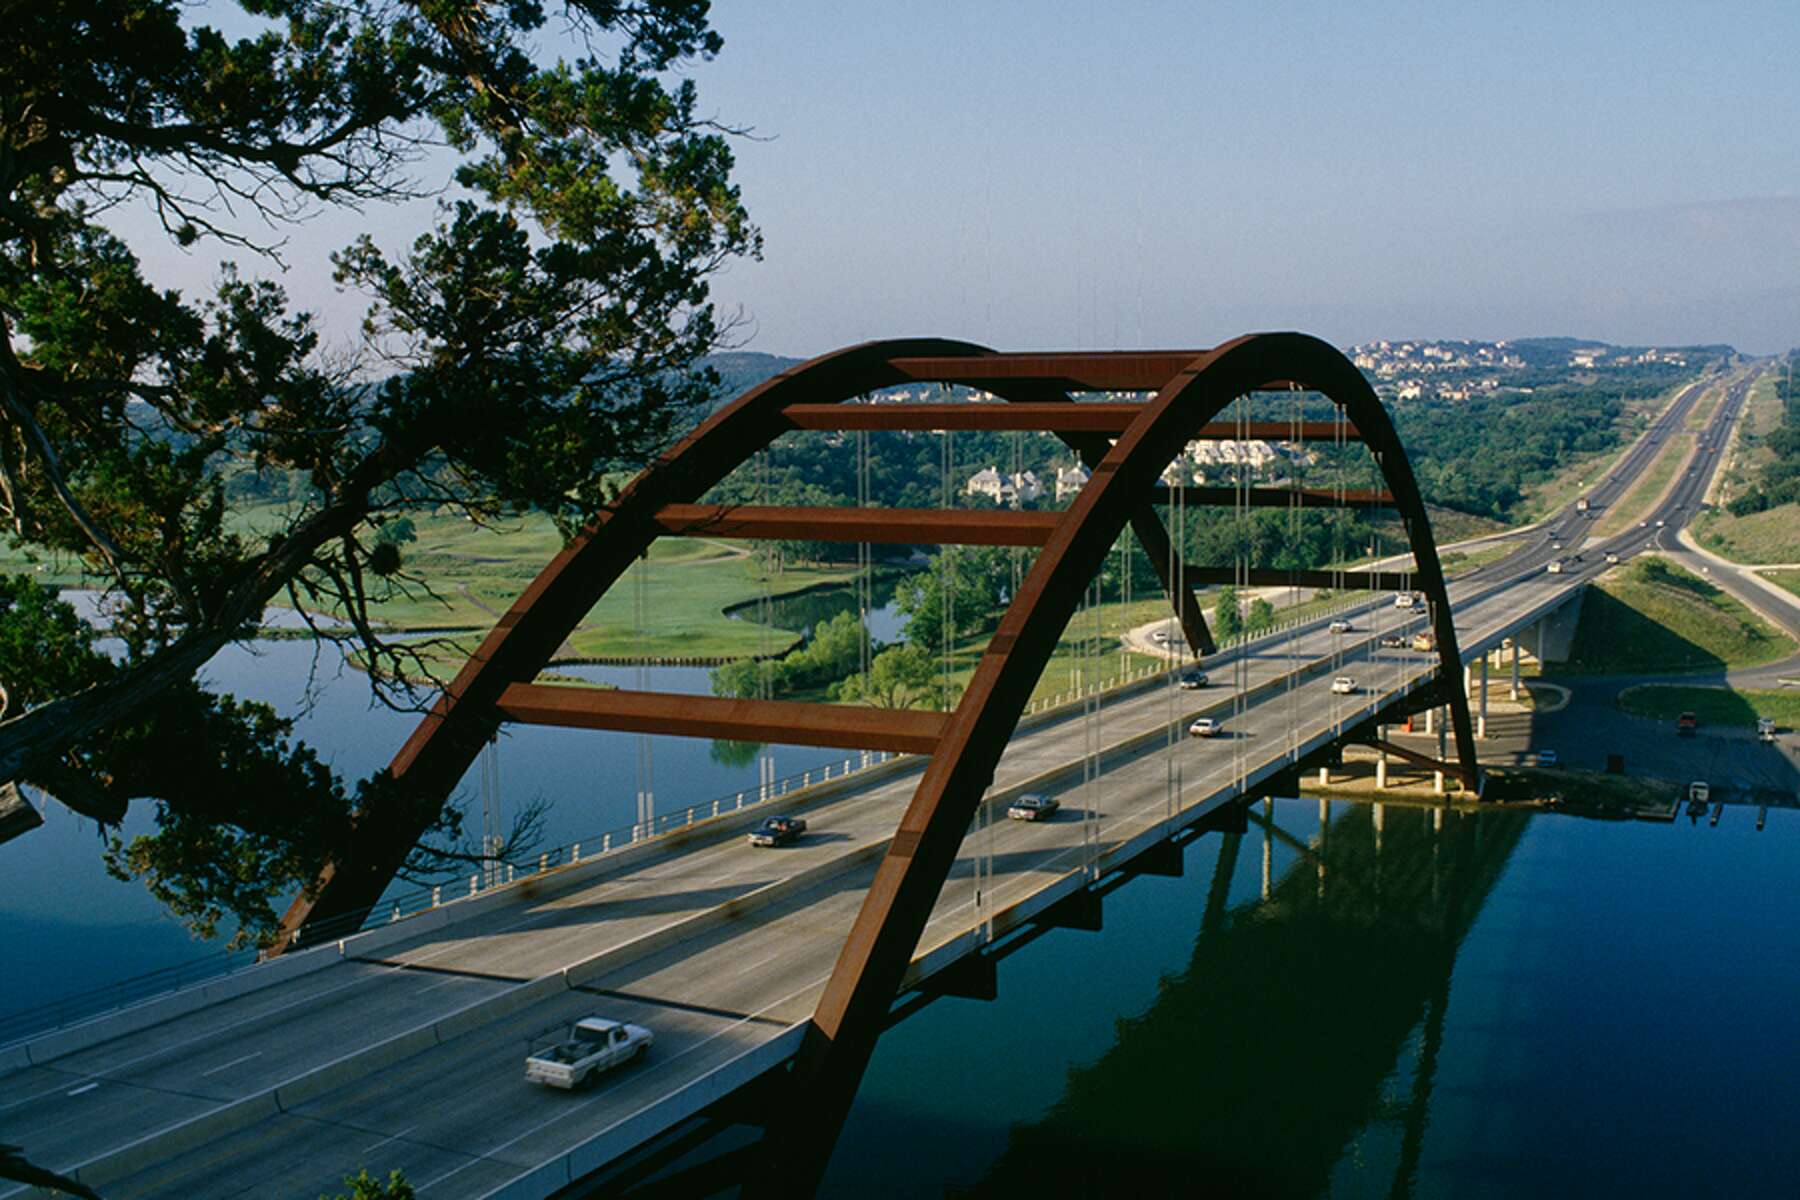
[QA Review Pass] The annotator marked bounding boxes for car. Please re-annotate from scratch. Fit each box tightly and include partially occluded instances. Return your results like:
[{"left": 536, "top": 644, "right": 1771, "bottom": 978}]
[
  {"left": 1151, "top": 629, "right": 1173, "bottom": 644},
  {"left": 1411, "top": 632, "right": 1436, "bottom": 651},
  {"left": 1551, "top": 541, "right": 1563, "bottom": 551},
  {"left": 1605, "top": 552, "right": 1620, "bottom": 564},
  {"left": 525, "top": 1017, "right": 653, "bottom": 1089},
  {"left": 1640, "top": 520, "right": 1648, "bottom": 527},
  {"left": 1330, "top": 676, "right": 1357, "bottom": 695},
  {"left": 1534, "top": 748, "right": 1559, "bottom": 767},
  {"left": 1393, "top": 592, "right": 1417, "bottom": 610},
  {"left": 1676, "top": 711, "right": 1698, "bottom": 737},
  {"left": 1007, "top": 793, "right": 1060, "bottom": 821},
  {"left": 1546, "top": 560, "right": 1564, "bottom": 574},
  {"left": 1179, "top": 670, "right": 1209, "bottom": 689},
  {"left": 1328, "top": 619, "right": 1352, "bottom": 634},
  {"left": 1655, "top": 519, "right": 1666, "bottom": 527},
  {"left": 1188, "top": 717, "right": 1222, "bottom": 737},
  {"left": 1688, "top": 780, "right": 1710, "bottom": 803},
  {"left": 748, "top": 815, "right": 807, "bottom": 847},
  {"left": 1379, "top": 633, "right": 1408, "bottom": 649}
]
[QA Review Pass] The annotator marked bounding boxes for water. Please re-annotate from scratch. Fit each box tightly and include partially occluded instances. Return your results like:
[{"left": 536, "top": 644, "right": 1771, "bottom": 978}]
[{"left": 824, "top": 798, "right": 1800, "bottom": 1198}]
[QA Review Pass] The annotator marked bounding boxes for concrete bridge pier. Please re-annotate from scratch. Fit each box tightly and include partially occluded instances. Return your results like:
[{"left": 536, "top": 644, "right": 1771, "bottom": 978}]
[
  {"left": 1434, "top": 706, "right": 1448, "bottom": 794},
  {"left": 1510, "top": 637, "right": 1520, "bottom": 700},
  {"left": 1375, "top": 724, "right": 1388, "bottom": 789},
  {"left": 1478, "top": 656, "right": 1489, "bottom": 739}
]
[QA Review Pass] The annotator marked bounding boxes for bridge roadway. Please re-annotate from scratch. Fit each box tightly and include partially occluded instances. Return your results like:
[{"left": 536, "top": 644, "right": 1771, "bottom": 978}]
[{"left": 0, "top": 366, "right": 1747, "bottom": 1198}]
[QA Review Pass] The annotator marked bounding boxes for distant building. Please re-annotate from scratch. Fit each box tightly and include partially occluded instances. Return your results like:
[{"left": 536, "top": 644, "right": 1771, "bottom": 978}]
[
  {"left": 966, "top": 466, "right": 1044, "bottom": 507},
  {"left": 1054, "top": 462, "right": 1090, "bottom": 501},
  {"left": 965, "top": 466, "right": 1006, "bottom": 503}
]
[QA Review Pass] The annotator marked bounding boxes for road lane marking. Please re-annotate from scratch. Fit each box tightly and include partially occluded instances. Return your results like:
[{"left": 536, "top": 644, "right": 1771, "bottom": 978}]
[{"left": 200, "top": 1051, "right": 262, "bottom": 1077}]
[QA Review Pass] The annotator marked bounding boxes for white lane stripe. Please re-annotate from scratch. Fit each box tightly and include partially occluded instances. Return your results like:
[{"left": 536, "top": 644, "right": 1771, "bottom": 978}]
[{"left": 200, "top": 1051, "right": 262, "bottom": 1077}]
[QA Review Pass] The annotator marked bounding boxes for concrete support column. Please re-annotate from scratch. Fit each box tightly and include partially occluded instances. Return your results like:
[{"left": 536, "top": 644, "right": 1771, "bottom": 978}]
[
  {"left": 1478, "top": 655, "right": 1490, "bottom": 739},
  {"left": 1376, "top": 757, "right": 1388, "bottom": 789},
  {"left": 1318, "top": 764, "right": 1330, "bottom": 786},
  {"left": 1260, "top": 798, "right": 1273, "bottom": 902},
  {"left": 1510, "top": 637, "right": 1521, "bottom": 701},
  {"left": 1424, "top": 705, "right": 1435, "bottom": 735},
  {"left": 1435, "top": 706, "right": 1448, "bottom": 795}
]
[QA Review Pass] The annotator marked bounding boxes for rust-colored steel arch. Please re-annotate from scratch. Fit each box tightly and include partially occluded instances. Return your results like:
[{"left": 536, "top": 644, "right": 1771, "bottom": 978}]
[
  {"left": 274, "top": 335, "right": 1480, "bottom": 1190},
  {"left": 763, "top": 332, "right": 1478, "bottom": 1192}
]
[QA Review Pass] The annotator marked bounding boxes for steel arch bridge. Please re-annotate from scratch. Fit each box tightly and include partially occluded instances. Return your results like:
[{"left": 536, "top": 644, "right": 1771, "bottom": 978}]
[{"left": 277, "top": 332, "right": 1479, "bottom": 1169}]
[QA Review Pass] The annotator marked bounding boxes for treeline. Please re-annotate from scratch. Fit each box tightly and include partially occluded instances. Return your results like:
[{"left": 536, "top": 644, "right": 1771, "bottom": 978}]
[
  {"left": 1726, "top": 356, "right": 1800, "bottom": 515},
  {"left": 1389, "top": 386, "right": 1635, "bottom": 520}
]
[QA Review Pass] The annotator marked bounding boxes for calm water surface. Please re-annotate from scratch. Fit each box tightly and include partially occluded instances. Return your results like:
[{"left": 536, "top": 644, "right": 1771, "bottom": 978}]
[{"left": 826, "top": 799, "right": 1800, "bottom": 1198}]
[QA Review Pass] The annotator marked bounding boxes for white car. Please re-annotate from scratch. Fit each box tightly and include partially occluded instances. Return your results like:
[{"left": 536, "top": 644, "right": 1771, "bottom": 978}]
[
  {"left": 1188, "top": 717, "right": 1222, "bottom": 738},
  {"left": 1328, "top": 619, "right": 1352, "bottom": 634},
  {"left": 1604, "top": 552, "right": 1620, "bottom": 564},
  {"left": 525, "top": 1017, "right": 653, "bottom": 1089},
  {"left": 1392, "top": 592, "right": 1416, "bottom": 610},
  {"left": 1330, "top": 676, "right": 1357, "bottom": 695}
]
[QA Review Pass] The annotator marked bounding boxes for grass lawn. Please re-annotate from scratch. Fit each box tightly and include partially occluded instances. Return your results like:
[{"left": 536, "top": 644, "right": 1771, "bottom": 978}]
[
  {"left": 1559, "top": 558, "right": 1795, "bottom": 674},
  {"left": 1692, "top": 501, "right": 1800, "bottom": 565},
  {"left": 1617, "top": 684, "right": 1800, "bottom": 729},
  {"left": 1593, "top": 431, "right": 1690, "bottom": 536},
  {"left": 1683, "top": 379, "right": 1724, "bottom": 430},
  {"left": 1763, "top": 569, "right": 1800, "bottom": 600}
]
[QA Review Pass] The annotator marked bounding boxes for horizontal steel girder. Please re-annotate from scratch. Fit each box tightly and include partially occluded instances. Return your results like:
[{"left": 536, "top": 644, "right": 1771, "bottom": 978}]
[
  {"left": 883, "top": 350, "right": 1311, "bottom": 393},
  {"left": 652, "top": 504, "right": 1060, "bottom": 545},
  {"left": 1148, "top": 485, "right": 1395, "bottom": 509},
  {"left": 781, "top": 403, "right": 1362, "bottom": 441},
  {"left": 496, "top": 683, "right": 949, "bottom": 754}
]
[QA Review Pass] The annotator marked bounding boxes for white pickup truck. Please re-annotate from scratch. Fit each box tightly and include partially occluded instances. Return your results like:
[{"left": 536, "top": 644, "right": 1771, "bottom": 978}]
[{"left": 524, "top": 1016, "right": 653, "bottom": 1089}]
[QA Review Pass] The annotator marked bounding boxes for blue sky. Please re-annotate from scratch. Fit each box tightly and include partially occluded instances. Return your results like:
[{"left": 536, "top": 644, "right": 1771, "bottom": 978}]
[{"left": 122, "top": 1, "right": 1800, "bottom": 355}]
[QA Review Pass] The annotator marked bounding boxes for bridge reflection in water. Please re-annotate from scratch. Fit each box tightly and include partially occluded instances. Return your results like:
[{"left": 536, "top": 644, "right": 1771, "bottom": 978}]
[{"left": 835, "top": 798, "right": 1530, "bottom": 1200}]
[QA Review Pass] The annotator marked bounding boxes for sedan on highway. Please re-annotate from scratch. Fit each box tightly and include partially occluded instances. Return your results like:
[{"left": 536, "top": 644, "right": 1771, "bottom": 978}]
[
  {"left": 1330, "top": 676, "right": 1357, "bottom": 695},
  {"left": 1188, "top": 717, "right": 1223, "bottom": 737},
  {"left": 1328, "top": 619, "right": 1352, "bottom": 634},
  {"left": 1378, "top": 633, "right": 1409, "bottom": 649},
  {"left": 1006, "top": 793, "right": 1060, "bottom": 821},
  {"left": 748, "top": 816, "right": 807, "bottom": 847},
  {"left": 1179, "top": 670, "right": 1209, "bottom": 689},
  {"left": 1605, "top": 552, "right": 1620, "bottom": 564}
]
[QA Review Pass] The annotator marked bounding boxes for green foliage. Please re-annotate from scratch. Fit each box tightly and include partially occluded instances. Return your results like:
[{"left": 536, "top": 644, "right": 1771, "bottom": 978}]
[
  {"left": 324, "top": 1169, "right": 415, "bottom": 1200},
  {"left": 1247, "top": 596, "right": 1275, "bottom": 633},
  {"left": 1730, "top": 354, "right": 1800, "bottom": 514},
  {"left": 712, "top": 610, "right": 868, "bottom": 699},
  {"left": 1, "top": 577, "right": 355, "bottom": 947},
  {"left": 1213, "top": 585, "right": 1244, "bottom": 641},
  {"left": 833, "top": 643, "right": 942, "bottom": 710},
  {"left": 894, "top": 547, "right": 1016, "bottom": 650},
  {"left": 0, "top": 0, "right": 755, "bottom": 938},
  {"left": 1391, "top": 387, "right": 1632, "bottom": 520}
]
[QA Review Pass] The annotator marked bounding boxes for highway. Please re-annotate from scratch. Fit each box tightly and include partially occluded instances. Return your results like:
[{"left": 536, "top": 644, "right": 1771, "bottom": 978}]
[{"left": 0, "top": 363, "right": 1762, "bottom": 1199}]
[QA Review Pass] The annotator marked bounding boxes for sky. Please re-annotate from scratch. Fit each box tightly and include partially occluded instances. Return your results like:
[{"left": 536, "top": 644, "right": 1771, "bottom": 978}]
[{"left": 121, "top": 1, "right": 1800, "bottom": 357}]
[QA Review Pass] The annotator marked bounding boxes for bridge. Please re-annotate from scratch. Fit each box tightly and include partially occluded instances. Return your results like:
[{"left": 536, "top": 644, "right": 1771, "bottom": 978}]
[{"left": 0, "top": 340, "right": 1746, "bottom": 1198}]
